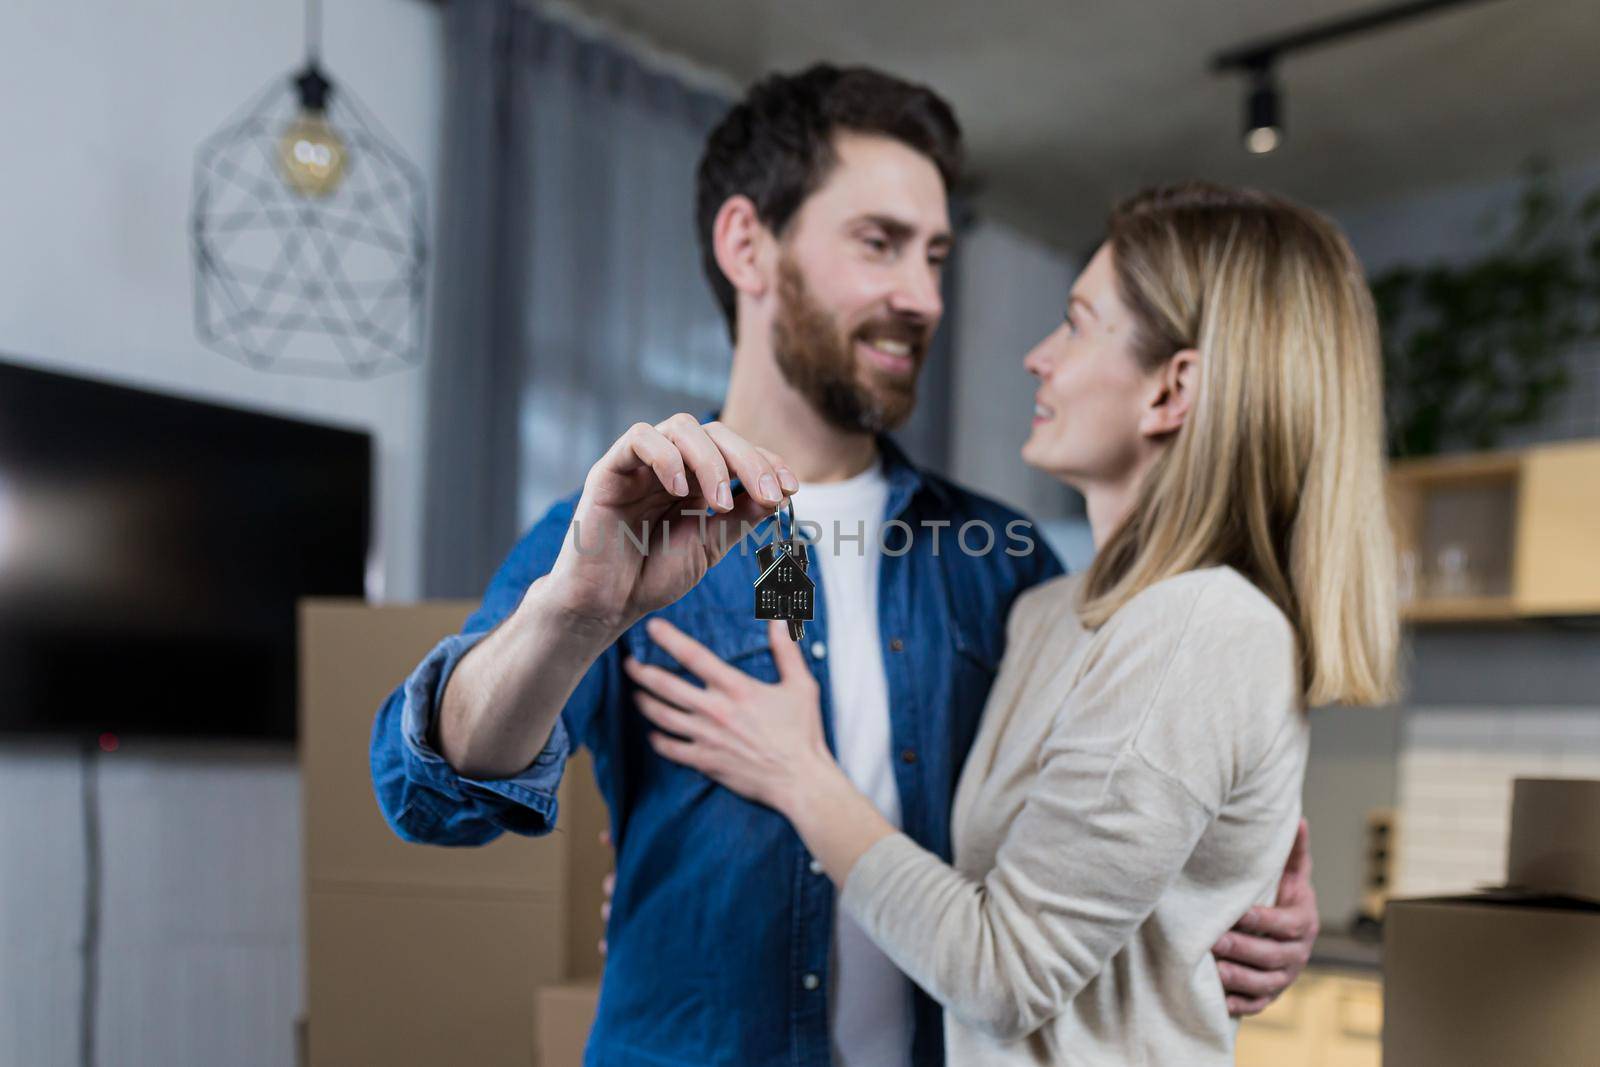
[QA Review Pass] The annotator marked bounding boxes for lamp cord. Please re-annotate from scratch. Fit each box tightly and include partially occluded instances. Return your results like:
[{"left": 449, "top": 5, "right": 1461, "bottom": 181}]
[
  {"left": 79, "top": 739, "right": 101, "bottom": 1067},
  {"left": 305, "top": 0, "right": 321, "bottom": 62}
]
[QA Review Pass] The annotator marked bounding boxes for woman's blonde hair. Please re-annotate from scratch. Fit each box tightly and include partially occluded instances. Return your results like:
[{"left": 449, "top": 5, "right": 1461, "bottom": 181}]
[{"left": 1081, "top": 181, "right": 1399, "bottom": 707}]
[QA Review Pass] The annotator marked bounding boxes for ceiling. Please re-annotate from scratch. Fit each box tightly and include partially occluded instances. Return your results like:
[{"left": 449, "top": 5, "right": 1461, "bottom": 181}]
[{"left": 561, "top": 0, "right": 1600, "bottom": 249}]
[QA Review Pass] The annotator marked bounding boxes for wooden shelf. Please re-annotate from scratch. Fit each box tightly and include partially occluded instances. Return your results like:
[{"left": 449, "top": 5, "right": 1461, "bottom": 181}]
[
  {"left": 1389, "top": 450, "right": 1521, "bottom": 486},
  {"left": 1389, "top": 439, "right": 1600, "bottom": 624}
]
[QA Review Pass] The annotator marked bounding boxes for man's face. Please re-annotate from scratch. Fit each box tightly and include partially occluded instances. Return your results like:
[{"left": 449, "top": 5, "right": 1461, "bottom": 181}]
[{"left": 770, "top": 132, "right": 952, "bottom": 433}]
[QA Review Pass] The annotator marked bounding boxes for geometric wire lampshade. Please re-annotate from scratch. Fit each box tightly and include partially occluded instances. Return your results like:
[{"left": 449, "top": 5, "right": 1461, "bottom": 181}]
[{"left": 191, "top": 65, "right": 428, "bottom": 378}]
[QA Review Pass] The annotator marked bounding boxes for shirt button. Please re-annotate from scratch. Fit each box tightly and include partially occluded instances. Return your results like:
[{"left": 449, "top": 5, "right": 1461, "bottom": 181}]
[
  {"left": 811, "top": 640, "right": 826, "bottom": 660},
  {"left": 802, "top": 973, "right": 820, "bottom": 991},
  {"left": 901, "top": 748, "right": 918, "bottom": 765},
  {"left": 809, "top": 858, "right": 824, "bottom": 875},
  {"left": 889, "top": 637, "right": 904, "bottom": 653}
]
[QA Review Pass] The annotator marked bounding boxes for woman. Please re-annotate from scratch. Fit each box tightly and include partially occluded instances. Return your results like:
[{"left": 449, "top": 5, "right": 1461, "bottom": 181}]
[{"left": 625, "top": 182, "right": 1399, "bottom": 1063}]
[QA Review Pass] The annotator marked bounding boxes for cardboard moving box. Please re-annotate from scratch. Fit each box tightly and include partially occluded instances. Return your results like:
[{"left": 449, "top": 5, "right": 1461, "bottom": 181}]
[
  {"left": 1385, "top": 777, "right": 1600, "bottom": 1067},
  {"left": 301, "top": 600, "right": 611, "bottom": 1067},
  {"left": 307, "top": 885, "right": 565, "bottom": 1066},
  {"left": 536, "top": 981, "right": 602, "bottom": 1067},
  {"left": 1507, "top": 777, "right": 1600, "bottom": 904},
  {"left": 1383, "top": 893, "right": 1600, "bottom": 1067}
]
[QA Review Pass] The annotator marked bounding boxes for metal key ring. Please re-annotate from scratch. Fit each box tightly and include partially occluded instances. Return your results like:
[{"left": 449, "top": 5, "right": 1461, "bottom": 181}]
[{"left": 777, "top": 496, "right": 806, "bottom": 642}]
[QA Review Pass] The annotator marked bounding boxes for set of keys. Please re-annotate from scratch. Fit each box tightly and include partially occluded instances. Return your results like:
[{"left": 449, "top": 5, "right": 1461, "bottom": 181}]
[{"left": 751, "top": 495, "right": 814, "bottom": 642}]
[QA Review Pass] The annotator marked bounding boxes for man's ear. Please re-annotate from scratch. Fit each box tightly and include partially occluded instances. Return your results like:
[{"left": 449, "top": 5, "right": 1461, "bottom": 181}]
[
  {"left": 1138, "top": 347, "right": 1200, "bottom": 438},
  {"left": 712, "top": 195, "right": 770, "bottom": 302}
]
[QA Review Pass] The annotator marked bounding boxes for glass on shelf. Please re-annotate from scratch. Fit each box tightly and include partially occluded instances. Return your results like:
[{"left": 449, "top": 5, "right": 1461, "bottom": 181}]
[{"left": 1428, "top": 542, "right": 1478, "bottom": 599}]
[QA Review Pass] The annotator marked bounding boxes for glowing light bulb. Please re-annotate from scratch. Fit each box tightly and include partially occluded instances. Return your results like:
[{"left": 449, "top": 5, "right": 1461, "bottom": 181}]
[
  {"left": 278, "top": 64, "right": 346, "bottom": 198},
  {"left": 1242, "top": 73, "right": 1283, "bottom": 156},
  {"left": 279, "top": 111, "right": 346, "bottom": 197},
  {"left": 1245, "top": 125, "right": 1282, "bottom": 155}
]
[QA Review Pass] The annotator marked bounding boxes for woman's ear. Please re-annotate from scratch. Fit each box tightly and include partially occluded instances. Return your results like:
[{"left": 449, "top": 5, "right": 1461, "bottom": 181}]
[
  {"left": 712, "top": 195, "right": 770, "bottom": 302},
  {"left": 1138, "top": 347, "right": 1200, "bottom": 438}
]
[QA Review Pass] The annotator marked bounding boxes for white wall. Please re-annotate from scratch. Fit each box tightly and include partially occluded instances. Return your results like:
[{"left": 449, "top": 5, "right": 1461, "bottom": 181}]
[
  {"left": 0, "top": 2, "right": 444, "bottom": 1064},
  {"left": 949, "top": 220, "right": 1096, "bottom": 568}
]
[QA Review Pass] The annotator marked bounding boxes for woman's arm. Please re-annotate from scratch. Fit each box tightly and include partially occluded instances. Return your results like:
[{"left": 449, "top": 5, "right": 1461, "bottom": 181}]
[{"left": 835, "top": 732, "right": 1216, "bottom": 1041}]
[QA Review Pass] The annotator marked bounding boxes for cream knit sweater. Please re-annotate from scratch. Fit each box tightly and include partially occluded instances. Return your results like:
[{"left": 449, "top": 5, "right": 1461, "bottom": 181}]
[{"left": 840, "top": 568, "right": 1309, "bottom": 1066}]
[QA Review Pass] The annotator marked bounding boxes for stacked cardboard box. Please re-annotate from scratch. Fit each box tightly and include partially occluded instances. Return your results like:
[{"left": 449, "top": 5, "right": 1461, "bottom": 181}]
[
  {"left": 300, "top": 601, "right": 609, "bottom": 1067},
  {"left": 1384, "top": 777, "right": 1600, "bottom": 1066},
  {"left": 535, "top": 980, "right": 602, "bottom": 1067}
]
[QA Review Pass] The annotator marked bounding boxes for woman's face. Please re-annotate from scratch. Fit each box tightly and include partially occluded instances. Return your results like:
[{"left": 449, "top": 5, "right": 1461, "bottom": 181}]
[{"left": 1021, "top": 243, "right": 1165, "bottom": 492}]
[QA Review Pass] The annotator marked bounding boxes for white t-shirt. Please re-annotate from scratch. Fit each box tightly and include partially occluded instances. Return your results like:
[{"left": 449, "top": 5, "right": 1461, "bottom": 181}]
[{"left": 790, "top": 462, "right": 910, "bottom": 1067}]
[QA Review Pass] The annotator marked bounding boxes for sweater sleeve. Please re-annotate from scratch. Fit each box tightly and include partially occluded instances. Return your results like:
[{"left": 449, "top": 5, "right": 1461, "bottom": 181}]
[{"left": 838, "top": 572, "right": 1297, "bottom": 1043}]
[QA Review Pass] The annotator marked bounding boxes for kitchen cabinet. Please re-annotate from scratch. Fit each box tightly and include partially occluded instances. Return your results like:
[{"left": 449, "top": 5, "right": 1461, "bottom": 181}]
[
  {"left": 1388, "top": 439, "right": 1600, "bottom": 622},
  {"left": 1234, "top": 968, "right": 1381, "bottom": 1067}
]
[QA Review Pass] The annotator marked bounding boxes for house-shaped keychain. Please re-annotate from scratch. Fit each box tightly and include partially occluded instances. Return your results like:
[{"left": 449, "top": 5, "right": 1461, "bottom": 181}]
[{"left": 753, "top": 498, "right": 814, "bottom": 642}]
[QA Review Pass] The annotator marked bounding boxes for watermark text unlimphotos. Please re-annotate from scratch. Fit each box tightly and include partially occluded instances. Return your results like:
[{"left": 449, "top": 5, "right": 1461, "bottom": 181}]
[{"left": 566, "top": 514, "right": 1038, "bottom": 558}]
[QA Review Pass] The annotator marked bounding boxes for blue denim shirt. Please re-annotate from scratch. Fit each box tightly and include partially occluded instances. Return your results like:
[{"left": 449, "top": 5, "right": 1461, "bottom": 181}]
[{"left": 370, "top": 435, "right": 1063, "bottom": 1067}]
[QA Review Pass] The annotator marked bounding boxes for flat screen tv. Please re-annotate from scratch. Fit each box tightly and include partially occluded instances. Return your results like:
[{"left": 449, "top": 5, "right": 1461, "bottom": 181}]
[{"left": 0, "top": 358, "right": 371, "bottom": 740}]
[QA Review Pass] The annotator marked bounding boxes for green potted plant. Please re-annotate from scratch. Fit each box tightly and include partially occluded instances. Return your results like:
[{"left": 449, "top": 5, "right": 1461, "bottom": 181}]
[{"left": 1372, "top": 161, "right": 1600, "bottom": 458}]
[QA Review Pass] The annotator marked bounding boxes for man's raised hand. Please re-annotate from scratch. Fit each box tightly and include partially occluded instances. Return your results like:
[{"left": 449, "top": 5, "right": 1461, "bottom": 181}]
[{"left": 545, "top": 414, "right": 798, "bottom": 637}]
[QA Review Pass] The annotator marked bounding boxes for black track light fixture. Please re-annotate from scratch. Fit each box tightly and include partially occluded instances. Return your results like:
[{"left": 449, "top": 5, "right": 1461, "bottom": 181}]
[
  {"left": 1244, "top": 66, "right": 1283, "bottom": 155},
  {"left": 1212, "top": 0, "right": 1505, "bottom": 156}
]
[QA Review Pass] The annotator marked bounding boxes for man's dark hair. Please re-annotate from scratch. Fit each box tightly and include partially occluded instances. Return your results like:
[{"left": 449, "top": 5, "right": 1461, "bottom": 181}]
[{"left": 695, "top": 64, "right": 964, "bottom": 340}]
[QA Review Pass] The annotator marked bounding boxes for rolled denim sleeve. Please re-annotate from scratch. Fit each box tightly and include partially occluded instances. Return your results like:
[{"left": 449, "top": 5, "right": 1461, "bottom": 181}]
[
  {"left": 409, "top": 629, "right": 569, "bottom": 821},
  {"left": 369, "top": 491, "right": 600, "bottom": 846}
]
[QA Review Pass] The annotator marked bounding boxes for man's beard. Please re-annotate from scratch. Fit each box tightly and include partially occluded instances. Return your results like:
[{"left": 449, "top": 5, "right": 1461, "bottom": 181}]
[{"left": 770, "top": 255, "right": 926, "bottom": 434}]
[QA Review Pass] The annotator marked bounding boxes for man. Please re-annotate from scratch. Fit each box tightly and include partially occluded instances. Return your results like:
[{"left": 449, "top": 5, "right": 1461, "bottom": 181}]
[{"left": 371, "top": 64, "right": 1318, "bottom": 1067}]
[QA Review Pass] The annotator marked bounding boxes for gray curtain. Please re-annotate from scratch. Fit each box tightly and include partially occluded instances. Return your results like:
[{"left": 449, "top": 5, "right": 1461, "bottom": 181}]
[
  {"left": 421, "top": 1, "right": 958, "bottom": 597},
  {"left": 422, "top": 1, "right": 731, "bottom": 596}
]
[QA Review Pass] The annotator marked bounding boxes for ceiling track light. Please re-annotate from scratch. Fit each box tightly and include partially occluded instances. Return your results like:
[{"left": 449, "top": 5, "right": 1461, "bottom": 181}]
[
  {"left": 1211, "top": 0, "right": 1506, "bottom": 156},
  {"left": 1244, "top": 65, "right": 1282, "bottom": 155}
]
